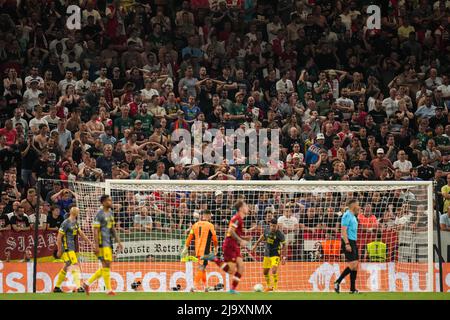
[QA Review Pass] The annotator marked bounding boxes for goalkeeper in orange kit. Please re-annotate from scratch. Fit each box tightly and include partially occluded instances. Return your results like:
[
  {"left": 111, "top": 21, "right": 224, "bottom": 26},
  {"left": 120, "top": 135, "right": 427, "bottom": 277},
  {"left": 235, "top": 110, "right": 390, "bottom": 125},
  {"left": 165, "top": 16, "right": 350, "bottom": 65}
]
[{"left": 181, "top": 210, "right": 218, "bottom": 292}]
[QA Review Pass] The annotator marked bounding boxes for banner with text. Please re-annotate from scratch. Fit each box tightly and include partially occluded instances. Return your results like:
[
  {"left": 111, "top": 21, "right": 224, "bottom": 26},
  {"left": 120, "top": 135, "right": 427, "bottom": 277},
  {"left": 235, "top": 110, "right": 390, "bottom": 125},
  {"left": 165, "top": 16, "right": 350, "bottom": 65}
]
[
  {"left": 0, "top": 230, "right": 57, "bottom": 261},
  {"left": 0, "top": 262, "right": 446, "bottom": 293},
  {"left": 116, "top": 239, "right": 183, "bottom": 259}
]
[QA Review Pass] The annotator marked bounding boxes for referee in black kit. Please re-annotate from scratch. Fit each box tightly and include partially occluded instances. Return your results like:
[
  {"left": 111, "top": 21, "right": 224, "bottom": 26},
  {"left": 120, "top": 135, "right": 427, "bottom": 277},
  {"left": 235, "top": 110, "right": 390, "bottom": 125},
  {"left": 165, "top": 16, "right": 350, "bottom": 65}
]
[{"left": 334, "top": 199, "right": 360, "bottom": 294}]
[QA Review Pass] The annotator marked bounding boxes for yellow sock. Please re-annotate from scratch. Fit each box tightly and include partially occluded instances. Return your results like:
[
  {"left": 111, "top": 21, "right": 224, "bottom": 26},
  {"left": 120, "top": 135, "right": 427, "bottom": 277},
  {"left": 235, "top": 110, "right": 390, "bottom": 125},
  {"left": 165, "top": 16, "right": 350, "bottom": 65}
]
[
  {"left": 72, "top": 269, "right": 81, "bottom": 288},
  {"left": 102, "top": 267, "right": 112, "bottom": 291},
  {"left": 55, "top": 269, "right": 67, "bottom": 287},
  {"left": 264, "top": 274, "right": 271, "bottom": 287},
  {"left": 273, "top": 273, "right": 279, "bottom": 289},
  {"left": 87, "top": 268, "right": 103, "bottom": 285}
]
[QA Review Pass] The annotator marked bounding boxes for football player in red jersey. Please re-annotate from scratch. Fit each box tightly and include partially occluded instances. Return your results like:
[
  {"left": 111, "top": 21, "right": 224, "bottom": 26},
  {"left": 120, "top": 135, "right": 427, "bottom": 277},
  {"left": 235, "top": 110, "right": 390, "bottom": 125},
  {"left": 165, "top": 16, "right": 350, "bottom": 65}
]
[{"left": 202, "top": 200, "right": 249, "bottom": 294}]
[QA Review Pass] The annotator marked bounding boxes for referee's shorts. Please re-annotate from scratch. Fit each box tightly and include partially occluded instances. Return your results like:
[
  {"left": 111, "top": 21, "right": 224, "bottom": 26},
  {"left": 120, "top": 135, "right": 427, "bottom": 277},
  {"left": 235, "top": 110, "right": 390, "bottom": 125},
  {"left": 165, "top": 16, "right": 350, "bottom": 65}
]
[{"left": 341, "top": 239, "right": 359, "bottom": 262}]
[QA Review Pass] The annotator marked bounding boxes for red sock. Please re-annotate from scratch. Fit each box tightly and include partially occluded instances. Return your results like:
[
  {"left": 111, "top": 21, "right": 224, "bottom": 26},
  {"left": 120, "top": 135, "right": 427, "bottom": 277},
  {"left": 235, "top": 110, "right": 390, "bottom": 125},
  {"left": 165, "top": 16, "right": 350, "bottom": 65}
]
[
  {"left": 231, "top": 272, "right": 241, "bottom": 290},
  {"left": 214, "top": 258, "right": 230, "bottom": 272}
]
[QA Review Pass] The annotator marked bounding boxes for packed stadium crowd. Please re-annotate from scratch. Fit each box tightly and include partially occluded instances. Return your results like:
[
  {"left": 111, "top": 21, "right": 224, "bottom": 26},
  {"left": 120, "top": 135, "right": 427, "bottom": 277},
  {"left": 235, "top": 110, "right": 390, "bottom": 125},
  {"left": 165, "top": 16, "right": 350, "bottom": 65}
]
[{"left": 0, "top": 0, "right": 449, "bottom": 248}]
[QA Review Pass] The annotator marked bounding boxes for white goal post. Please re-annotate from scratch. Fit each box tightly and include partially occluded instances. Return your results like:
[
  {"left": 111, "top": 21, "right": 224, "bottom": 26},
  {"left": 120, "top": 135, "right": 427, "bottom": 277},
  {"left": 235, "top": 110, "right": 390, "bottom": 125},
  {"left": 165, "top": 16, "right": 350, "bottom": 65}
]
[{"left": 72, "top": 179, "right": 434, "bottom": 292}]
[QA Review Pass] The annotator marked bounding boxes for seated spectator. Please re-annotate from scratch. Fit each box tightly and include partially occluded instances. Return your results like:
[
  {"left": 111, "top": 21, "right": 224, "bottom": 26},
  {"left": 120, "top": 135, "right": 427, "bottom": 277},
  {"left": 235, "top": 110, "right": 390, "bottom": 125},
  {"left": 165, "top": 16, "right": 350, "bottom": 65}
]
[
  {"left": 28, "top": 203, "right": 48, "bottom": 230},
  {"left": 133, "top": 207, "right": 153, "bottom": 231},
  {"left": 0, "top": 208, "right": 11, "bottom": 231},
  {"left": 357, "top": 204, "right": 379, "bottom": 232},
  {"left": 440, "top": 206, "right": 450, "bottom": 232},
  {"left": 9, "top": 204, "right": 30, "bottom": 232},
  {"left": 50, "top": 188, "right": 77, "bottom": 217},
  {"left": 46, "top": 205, "right": 64, "bottom": 230},
  {"left": 277, "top": 203, "right": 299, "bottom": 243}
]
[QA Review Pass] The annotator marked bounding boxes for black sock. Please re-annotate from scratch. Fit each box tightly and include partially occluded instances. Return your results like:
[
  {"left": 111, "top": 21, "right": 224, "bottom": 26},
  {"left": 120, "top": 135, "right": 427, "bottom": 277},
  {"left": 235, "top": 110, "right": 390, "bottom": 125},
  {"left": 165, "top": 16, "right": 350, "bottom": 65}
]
[
  {"left": 350, "top": 270, "right": 357, "bottom": 291},
  {"left": 336, "top": 267, "right": 351, "bottom": 284}
]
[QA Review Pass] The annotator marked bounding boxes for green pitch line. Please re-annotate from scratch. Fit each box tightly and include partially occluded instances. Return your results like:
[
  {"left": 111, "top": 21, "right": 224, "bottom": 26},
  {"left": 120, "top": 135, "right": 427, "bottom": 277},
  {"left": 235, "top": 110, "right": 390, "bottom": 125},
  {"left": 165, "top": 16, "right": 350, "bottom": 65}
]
[{"left": 1, "top": 292, "right": 448, "bottom": 300}]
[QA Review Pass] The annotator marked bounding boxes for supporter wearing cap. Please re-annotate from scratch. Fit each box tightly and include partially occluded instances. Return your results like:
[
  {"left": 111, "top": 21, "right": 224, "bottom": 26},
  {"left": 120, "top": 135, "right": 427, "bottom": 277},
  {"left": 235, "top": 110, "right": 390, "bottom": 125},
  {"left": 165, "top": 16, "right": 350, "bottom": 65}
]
[
  {"left": 370, "top": 148, "right": 394, "bottom": 179},
  {"left": 305, "top": 133, "right": 325, "bottom": 165}
]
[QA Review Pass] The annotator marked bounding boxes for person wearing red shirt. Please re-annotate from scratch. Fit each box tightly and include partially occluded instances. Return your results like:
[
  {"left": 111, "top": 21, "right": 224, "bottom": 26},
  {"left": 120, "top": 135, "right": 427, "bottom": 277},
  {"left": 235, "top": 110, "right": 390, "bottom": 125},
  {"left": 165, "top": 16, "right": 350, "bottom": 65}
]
[
  {"left": 357, "top": 203, "right": 379, "bottom": 232},
  {"left": 0, "top": 120, "right": 17, "bottom": 146},
  {"left": 203, "top": 200, "right": 250, "bottom": 294}
]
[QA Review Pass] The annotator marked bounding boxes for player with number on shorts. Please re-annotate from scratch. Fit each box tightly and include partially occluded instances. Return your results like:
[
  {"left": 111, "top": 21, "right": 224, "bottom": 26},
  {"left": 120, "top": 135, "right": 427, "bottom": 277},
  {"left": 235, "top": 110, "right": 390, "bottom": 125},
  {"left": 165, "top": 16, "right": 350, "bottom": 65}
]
[{"left": 252, "top": 218, "right": 286, "bottom": 292}]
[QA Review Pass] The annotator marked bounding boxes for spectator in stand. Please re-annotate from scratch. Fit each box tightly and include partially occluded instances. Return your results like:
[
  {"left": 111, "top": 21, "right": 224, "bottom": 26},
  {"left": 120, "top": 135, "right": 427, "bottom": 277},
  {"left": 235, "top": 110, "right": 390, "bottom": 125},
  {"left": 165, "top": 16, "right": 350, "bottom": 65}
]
[
  {"left": 440, "top": 205, "right": 450, "bottom": 232},
  {"left": 0, "top": 0, "right": 449, "bottom": 256},
  {"left": 9, "top": 204, "right": 30, "bottom": 232},
  {"left": 45, "top": 205, "right": 64, "bottom": 230},
  {"left": 393, "top": 150, "right": 413, "bottom": 178},
  {"left": 370, "top": 148, "right": 394, "bottom": 179}
]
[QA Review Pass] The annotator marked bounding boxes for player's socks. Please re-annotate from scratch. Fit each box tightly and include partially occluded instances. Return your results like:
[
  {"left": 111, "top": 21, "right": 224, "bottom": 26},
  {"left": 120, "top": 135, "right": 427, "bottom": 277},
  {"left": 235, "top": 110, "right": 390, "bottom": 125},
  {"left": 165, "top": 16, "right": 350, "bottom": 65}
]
[
  {"left": 264, "top": 274, "right": 271, "bottom": 288},
  {"left": 211, "top": 257, "right": 231, "bottom": 273},
  {"left": 86, "top": 268, "right": 103, "bottom": 285},
  {"left": 201, "top": 270, "right": 207, "bottom": 288},
  {"left": 231, "top": 272, "right": 241, "bottom": 290},
  {"left": 194, "top": 270, "right": 203, "bottom": 289},
  {"left": 336, "top": 267, "right": 351, "bottom": 284},
  {"left": 350, "top": 270, "right": 357, "bottom": 292},
  {"left": 102, "top": 267, "right": 112, "bottom": 291},
  {"left": 72, "top": 269, "right": 81, "bottom": 288},
  {"left": 55, "top": 269, "right": 67, "bottom": 288},
  {"left": 272, "top": 273, "right": 279, "bottom": 290}
]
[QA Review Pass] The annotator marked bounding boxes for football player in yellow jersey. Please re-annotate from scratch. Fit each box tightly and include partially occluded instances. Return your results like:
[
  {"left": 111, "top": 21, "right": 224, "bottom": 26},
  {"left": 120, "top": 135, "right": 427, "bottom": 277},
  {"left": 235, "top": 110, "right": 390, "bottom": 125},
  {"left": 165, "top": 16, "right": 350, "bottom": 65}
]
[
  {"left": 182, "top": 210, "right": 218, "bottom": 292},
  {"left": 83, "top": 195, "right": 123, "bottom": 296},
  {"left": 54, "top": 207, "right": 93, "bottom": 293},
  {"left": 252, "top": 218, "right": 286, "bottom": 291}
]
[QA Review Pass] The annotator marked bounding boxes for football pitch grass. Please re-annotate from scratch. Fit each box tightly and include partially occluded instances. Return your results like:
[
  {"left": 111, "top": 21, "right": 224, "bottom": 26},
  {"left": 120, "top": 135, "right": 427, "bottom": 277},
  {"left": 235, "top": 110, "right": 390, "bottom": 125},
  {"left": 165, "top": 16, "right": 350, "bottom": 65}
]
[{"left": 1, "top": 292, "right": 448, "bottom": 300}]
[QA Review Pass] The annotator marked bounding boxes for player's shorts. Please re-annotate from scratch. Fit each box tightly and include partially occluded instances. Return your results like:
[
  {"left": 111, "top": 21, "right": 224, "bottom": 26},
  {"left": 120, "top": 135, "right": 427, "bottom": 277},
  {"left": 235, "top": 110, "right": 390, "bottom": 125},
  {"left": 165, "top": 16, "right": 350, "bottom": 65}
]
[
  {"left": 62, "top": 250, "right": 78, "bottom": 265},
  {"left": 98, "top": 246, "right": 113, "bottom": 262},
  {"left": 223, "top": 239, "right": 241, "bottom": 263},
  {"left": 263, "top": 256, "right": 281, "bottom": 269},
  {"left": 341, "top": 239, "right": 359, "bottom": 262}
]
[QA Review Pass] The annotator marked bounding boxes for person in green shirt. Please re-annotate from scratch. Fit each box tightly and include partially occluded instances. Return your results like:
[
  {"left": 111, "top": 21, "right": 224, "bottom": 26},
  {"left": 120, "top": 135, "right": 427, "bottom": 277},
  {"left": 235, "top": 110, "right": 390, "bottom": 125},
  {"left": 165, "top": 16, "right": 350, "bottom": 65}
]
[
  {"left": 114, "top": 105, "right": 134, "bottom": 139},
  {"left": 365, "top": 232, "right": 387, "bottom": 262},
  {"left": 129, "top": 159, "right": 150, "bottom": 180},
  {"left": 434, "top": 124, "right": 450, "bottom": 155},
  {"left": 230, "top": 92, "right": 247, "bottom": 123},
  {"left": 297, "top": 70, "right": 313, "bottom": 105},
  {"left": 134, "top": 104, "right": 154, "bottom": 136}
]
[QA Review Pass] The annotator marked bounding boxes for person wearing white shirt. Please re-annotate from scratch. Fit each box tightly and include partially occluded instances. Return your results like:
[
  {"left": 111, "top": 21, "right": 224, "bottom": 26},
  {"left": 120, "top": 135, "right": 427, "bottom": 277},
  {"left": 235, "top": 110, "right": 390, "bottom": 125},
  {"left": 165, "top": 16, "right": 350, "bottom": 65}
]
[
  {"left": 24, "top": 66, "right": 44, "bottom": 88},
  {"left": 29, "top": 106, "right": 49, "bottom": 133},
  {"left": 437, "top": 75, "right": 450, "bottom": 100},
  {"left": 382, "top": 88, "right": 399, "bottom": 117},
  {"left": 58, "top": 71, "right": 76, "bottom": 96},
  {"left": 141, "top": 79, "right": 160, "bottom": 102},
  {"left": 43, "top": 107, "right": 61, "bottom": 130},
  {"left": 277, "top": 204, "right": 299, "bottom": 243},
  {"left": 266, "top": 16, "right": 283, "bottom": 42},
  {"left": 11, "top": 108, "right": 29, "bottom": 134},
  {"left": 94, "top": 67, "right": 109, "bottom": 91},
  {"left": 393, "top": 150, "right": 412, "bottom": 177},
  {"left": 75, "top": 70, "right": 92, "bottom": 96},
  {"left": 276, "top": 71, "right": 294, "bottom": 94},
  {"left": 22, "top": 80, "right": 42, "bottom": 112},
  {"left": 424, "top": 68, "right": 443, "bottom": 90},
  {"left": 150, "top": 162, "right": 170, "bottom": 180}
]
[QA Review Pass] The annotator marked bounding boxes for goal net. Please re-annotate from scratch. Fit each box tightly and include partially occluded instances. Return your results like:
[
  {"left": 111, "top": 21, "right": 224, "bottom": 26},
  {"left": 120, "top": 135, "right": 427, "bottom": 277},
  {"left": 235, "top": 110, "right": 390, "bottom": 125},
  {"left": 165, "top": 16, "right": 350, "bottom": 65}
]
[{"left": 72, "top": 180, "right": 433, "bottom": 292}]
